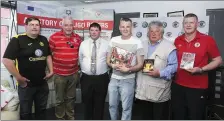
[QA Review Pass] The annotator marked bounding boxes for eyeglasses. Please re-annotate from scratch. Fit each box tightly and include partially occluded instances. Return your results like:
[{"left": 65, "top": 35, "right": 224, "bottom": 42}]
[{"left": 67, "top": 41, "right": 74, "bottom": 48}]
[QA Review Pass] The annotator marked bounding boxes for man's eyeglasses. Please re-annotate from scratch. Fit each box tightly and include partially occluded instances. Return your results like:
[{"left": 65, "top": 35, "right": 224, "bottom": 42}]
[{"left": 67, "top": 41, "right": 74, "bottom": 48}]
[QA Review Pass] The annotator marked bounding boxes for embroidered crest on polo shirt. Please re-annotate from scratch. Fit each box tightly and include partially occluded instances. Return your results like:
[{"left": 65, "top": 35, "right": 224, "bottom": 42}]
[
  {"left": 194, "top": 42, "right": 200, "bottom": 48},
  {"left": 39, "top": 42, "right": 44, "bottom": 46},
  {"left": 35, "top": 49, "right": 43, "bottom": 57}
]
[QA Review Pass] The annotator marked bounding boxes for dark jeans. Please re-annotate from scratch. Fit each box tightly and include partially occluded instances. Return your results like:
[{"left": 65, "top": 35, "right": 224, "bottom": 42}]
[
  {"left": 171, "top": 82, "right": 207, "bottom": 120},
  {"left": 18, "top": 81, "right": 49, "bottom": 120},
  {"left": 135, "top": 99, "right": 170, "bottom": 120},
  {"left": 80, "top": 72, "right": 109, "bottom": 120}
]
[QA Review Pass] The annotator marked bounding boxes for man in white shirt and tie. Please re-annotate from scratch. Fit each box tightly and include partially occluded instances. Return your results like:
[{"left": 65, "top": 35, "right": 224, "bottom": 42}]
[{"left": 79, "top": 22, "right": 110, "bottom": 120}]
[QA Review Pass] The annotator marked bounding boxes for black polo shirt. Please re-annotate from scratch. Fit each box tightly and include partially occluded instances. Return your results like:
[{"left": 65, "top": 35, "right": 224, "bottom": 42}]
[{"left": 3, "top": 34, "right": 51, "bottom": 86}]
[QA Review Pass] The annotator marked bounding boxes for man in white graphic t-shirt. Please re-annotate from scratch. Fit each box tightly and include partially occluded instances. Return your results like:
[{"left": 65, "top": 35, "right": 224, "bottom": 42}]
[{"left": 107, "top": 17, "right": 144, "bottom": 120}]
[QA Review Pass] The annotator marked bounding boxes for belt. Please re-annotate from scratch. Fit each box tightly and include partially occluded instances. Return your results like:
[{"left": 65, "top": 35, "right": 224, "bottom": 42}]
[{"left": 82, "top": 72, "right": 108, "bottom": 77}]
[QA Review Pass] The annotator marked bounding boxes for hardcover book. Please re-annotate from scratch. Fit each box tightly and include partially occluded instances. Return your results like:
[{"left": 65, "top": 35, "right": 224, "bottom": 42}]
[
  {"left": 180, "top": 52, "right": 195, "bottom": 69},
  {"left": 142, "top": 59, "right": 154, "bottom": 73}
]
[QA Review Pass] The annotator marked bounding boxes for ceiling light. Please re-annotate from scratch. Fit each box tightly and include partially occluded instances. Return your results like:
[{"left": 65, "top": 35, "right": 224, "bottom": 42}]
[{"left": 84, "top": 0, "right": 95, "bottom": 3}]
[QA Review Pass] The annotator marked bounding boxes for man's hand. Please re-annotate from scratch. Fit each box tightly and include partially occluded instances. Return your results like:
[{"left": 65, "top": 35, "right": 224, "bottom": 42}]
[
  {"left": 111, "top": 63, "right": 120, "bottom": 69},
  {"left": 44, "top": 72, "right": 54, "bottom": 80},
  {"left": 148, "top": 68, "right": 160, "bottom": 78},
  {"left": 117, "top": 64, "right": 130, "bottom": 73},
  {"left": 185, "top": 67, "right": 202, "bottom": 74},
  {"left": 16, "top": 75, "right": 29, "bottom": 88}
]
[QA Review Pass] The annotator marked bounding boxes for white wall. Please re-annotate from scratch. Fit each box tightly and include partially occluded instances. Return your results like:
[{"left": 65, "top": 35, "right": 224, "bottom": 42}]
[
  {"left": 30, "top": 1, "right": 64, "bottom": 6},
  {"left": 72, "top": 1, "right": 224, "bottom": 16}
]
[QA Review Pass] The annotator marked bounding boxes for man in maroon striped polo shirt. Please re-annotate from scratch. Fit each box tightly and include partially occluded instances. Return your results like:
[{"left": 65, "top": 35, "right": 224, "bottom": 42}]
[{"left": 49, "top": 16, "right": 81, "bottom": 120}]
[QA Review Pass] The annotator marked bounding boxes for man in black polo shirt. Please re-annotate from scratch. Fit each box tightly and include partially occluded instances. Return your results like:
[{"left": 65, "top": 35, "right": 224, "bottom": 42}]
[{"left": 2, "top": 17, "right": 53, "bottom": 120}]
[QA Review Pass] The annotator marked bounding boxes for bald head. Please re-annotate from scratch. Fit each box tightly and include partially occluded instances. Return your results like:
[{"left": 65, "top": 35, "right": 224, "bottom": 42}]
[{"left": 62, "top": 16, "right": 74, "bottom": 36}]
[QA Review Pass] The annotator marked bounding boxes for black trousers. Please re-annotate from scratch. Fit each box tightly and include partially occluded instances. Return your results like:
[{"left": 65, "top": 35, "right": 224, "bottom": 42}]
[
  {"left": 135, "top": 98, "right": 170, "bottom": 120},
  {"left": 18, "top": 81, "right": 49, "bottom": 120},
  {"left": 80, "top": 72, "right": 110, "bottom": 120},
  {"left": 171, "top": 82, "right": 207, "bottom": 120}
]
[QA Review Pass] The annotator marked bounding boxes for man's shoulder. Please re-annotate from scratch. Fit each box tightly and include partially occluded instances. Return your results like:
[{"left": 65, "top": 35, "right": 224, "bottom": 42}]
[
  {"left": 50, "top": 31, "right": 62, "bottom": 38},
  {"left": 13, "top": 33, "right": 27, "bottom": 39},
  {"left": 174, "top": 35, "right": 184, "bottom": 45},
  {"left": 131, "top": 36, "right": 141, "bottom": 41},
  {"left": 175, "top": 35, "right": 183, "bottom": 41},
  {"left": 73, "top": 33, "right": 81, "bottom": 38},
  {"left": 128, "top": 36, "right": 143, "bottom": 46},
  {"left": 81, "top": 38, "right": 89, "bottom": 45},
  {"left": 162, "top": 38, "right": 174, "bottom": 45},
  {"left": 100, "top": 38, "right": 109, "bottom": 45},
  {"left": 38, "top": 35, "right": 48, "bottom": 40},
  {"left": 161, "top": 39, "right": 176, "bottom": 50},
  {"left": 198, "top": 32, "right": 213, "bottom": 40},
  {"left": 111, "top": 36, "right": 121, "bottom": 41}
]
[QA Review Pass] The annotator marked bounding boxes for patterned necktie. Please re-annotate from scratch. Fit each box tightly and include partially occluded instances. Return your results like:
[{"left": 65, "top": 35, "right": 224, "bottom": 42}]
[{"left": 91, "top": 41, "right": 97, "bottom": 74}]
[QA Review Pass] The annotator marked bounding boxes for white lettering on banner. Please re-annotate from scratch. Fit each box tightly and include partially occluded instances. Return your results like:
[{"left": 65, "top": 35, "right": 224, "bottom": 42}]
[
  {"left": 59, "top": 21, "right": 63, "bottom": 26},
  {"left": 86, "top": 22, "right": 108, "bottom": 29},
  {"left": 99, "top": 23, "right": 108, "bottom": 28},
  {"left": 24, "top": 17, "right": 27, "bottom": 24},
  {"left": 74, "top": 22, "right": 85, "bottom": 28},
  {"left": 39, "top": 19, "right": 57, "bottom": 26},
  {"left": 54, "top": 21, "right": 57, "bottom": 27},
  {"left": 23, "top": 16, "right": 58, "bottom": 27},
  {"left": 86, "top": 22, "right": 91, "bottom": 28}
]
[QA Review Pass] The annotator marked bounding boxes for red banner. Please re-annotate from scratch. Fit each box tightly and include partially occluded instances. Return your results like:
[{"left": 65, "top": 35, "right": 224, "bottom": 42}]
[{"left": 17, "top": 13, "right": 114, "bottom": 30}]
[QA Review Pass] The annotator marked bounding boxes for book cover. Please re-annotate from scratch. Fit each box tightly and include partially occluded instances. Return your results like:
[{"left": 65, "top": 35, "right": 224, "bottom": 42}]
[
  {"left": 142, "top": 59, "right": 154, "bottom": 73},
  {"left": 180, "top": 52, "right": 195, "bottom": 69},
  {"left": 110, "top": 46, "right": 134, "bottom": 67}
]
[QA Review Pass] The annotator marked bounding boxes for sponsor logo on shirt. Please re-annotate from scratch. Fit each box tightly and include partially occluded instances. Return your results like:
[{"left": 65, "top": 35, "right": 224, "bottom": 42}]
[
  {"left": 29, "top": 56, "right": 46, "bottom": 61},
  {"left": 35, "top": 49, "right": 43, "bottom": 57}
]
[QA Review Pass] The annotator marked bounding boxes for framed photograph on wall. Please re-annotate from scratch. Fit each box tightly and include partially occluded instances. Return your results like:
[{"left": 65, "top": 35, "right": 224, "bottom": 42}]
[
  {"left": 167, "top": 10, "right": 184, "bottom": 17},
  {"left": 143, "top": 13, "right": 158, "bottom": 18}
]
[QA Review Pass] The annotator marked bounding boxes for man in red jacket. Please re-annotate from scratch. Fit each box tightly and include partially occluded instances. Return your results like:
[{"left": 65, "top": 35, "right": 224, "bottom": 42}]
[
  {"left": 49, "top": 16, "right": 82, "bottom": 120},
  {"left": 172, "top": 13, "right": 223, "bottom": 120}
]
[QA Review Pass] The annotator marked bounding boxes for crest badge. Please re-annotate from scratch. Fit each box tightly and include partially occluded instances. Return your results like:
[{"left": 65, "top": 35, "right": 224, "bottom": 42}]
[
  {"left": 194, "top": 42, "right": 200, "bottom": 47},
  {"left": 39, "top": 42, "right": 44, "bottom": 46}
]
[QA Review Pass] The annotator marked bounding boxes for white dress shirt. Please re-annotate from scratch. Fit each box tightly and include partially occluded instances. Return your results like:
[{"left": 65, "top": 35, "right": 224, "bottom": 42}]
[{"left": 79, "top": 37, "right": 109, "bottom": 75}]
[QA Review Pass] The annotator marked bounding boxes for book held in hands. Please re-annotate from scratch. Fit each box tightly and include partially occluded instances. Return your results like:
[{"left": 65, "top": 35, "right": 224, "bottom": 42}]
[
  {"left": 180, "top": 52, "right": 195, "bottom": 70},
  {"left": 142, "top": 59, "right": 154, "bottom": 73}
]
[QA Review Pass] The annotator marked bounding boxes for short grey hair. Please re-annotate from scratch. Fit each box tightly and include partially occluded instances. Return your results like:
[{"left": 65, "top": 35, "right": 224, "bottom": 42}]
[
  {"left": 148, "top": 21, "right": 164, "bottom": 36},
  {"left": 62, "top": 16, "right": 74, "bottom": 26}
]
